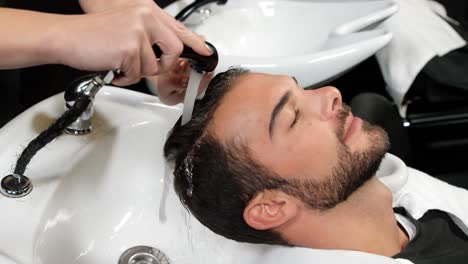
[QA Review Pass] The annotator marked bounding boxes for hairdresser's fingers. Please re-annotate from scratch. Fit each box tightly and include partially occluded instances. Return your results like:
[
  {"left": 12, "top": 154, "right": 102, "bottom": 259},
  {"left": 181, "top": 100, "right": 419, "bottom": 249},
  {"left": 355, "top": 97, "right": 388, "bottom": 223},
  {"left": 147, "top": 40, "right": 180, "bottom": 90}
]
[
  {"left": 182, "top": 59, "right": 191, "bottom": 72},
  {"left": 152, "top": 26, "right": 184, "bottom": 73},
  {"left": 181, "top": 59, "right": 191, "bottom": 74},
  {"left": 131, "top": 5, "right": 181, "bottom": 74},
  {"left": 112, "top": 43, "right": 142, "bottom": 86},
  {"left": 198, "top": 34, "right": 207, "bottom": 41},
  {"left": 174, "top": 59, "right": 190, "bottom": 74},
  {"left": 173, "top": 59, "right": 184, "bottom": 74},
  {"left": 140, "top": 36, "right": 159, "bottom": 77},
  {"left": 180, "top": 75, "right": 189, "bottom": 88},
  {"left": 159, "top": 11, "right": 212, "bottom": 56}
]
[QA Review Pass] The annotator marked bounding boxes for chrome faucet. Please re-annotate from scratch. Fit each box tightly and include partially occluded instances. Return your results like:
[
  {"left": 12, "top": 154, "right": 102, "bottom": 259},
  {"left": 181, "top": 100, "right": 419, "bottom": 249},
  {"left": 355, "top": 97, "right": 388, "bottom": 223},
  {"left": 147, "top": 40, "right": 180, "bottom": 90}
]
[
  {"left": 175, "top": 0, "right": 228, "bottom": 26},
  {"left": 64, "top": 70, "right": 118, "bottom": 135},
  {"left": 1, "top": 70, "right": 118, "bottom": 198}
]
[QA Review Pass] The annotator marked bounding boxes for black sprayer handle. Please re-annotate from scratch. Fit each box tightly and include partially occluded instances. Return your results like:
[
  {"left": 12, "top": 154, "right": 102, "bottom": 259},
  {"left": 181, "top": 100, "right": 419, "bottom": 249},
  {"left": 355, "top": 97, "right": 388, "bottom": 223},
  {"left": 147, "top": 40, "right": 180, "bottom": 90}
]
[{"left": 152, "top": 41, "right": 218, "bottom": 73}]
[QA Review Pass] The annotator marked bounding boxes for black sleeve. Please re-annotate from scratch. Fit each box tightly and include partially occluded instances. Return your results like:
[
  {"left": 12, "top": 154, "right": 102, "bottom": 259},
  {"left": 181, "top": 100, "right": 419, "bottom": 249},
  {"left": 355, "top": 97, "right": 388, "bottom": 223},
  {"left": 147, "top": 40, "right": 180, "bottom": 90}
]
[
  {"left": 3, "top": 0, "right": 83, "bottom": 14},
  {"left": 157, "top": 0, "right": 178, "bottom": 8}
]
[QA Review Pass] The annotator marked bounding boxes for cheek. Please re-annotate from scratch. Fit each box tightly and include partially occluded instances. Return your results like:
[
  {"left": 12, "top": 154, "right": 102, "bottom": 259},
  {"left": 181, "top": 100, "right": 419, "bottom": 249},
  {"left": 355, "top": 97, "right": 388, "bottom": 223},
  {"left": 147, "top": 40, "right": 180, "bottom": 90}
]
[
  {"left": 270, "top": 124, "right": 340, "bottom": 179},
  {"left": 290, "top": 133, "right": 338, "bottom": 177}
]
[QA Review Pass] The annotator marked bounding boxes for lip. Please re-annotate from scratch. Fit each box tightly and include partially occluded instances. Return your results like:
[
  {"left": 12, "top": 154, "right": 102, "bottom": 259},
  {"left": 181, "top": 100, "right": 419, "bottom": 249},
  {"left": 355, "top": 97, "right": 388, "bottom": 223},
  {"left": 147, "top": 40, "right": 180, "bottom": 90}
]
[{"left": 343, "top": 114, "right": 362, "bottom": 143}]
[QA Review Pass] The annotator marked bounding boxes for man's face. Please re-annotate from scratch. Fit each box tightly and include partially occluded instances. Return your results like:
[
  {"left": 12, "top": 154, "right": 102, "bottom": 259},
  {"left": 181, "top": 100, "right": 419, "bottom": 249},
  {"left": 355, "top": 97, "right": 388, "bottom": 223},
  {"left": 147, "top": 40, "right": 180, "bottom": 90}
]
[{"left": 211, "top": 73, "right": 389, "bottom": 209}]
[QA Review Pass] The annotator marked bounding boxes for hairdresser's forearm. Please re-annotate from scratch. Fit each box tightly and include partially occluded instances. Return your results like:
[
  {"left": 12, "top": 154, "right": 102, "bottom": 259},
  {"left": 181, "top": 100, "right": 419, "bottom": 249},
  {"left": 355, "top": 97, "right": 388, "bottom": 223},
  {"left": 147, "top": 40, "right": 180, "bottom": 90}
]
[
  {"left": 79, "top": 0, "right": 130, "bottom": 13},
  {"left": 0, "top": 8, "right": 68, "bottom": 69}
]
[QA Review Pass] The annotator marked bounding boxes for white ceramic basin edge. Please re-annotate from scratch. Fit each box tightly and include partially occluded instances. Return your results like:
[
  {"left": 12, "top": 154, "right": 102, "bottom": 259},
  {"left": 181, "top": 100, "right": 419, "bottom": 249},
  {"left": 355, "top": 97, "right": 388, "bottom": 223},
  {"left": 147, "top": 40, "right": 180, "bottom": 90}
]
[
  {"left": 331, "top": 0, "right": 398, "bottom": 35},
  {"left": 166, "top": 0, "right": 398, "bottom": 87}
]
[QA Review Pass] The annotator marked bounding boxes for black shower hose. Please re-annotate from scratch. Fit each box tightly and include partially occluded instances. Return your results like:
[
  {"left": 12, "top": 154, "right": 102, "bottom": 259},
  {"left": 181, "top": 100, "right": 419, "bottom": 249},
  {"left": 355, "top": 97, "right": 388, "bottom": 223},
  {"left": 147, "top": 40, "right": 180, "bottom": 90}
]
[{"left": 13, "top": 95, "right": 92, "bottom": 176}]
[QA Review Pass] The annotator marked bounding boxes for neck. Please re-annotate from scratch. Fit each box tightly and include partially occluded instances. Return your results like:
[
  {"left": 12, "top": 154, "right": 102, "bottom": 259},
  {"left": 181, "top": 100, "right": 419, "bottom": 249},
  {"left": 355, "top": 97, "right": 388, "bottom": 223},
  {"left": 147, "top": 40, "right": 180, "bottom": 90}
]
[{"left": 279, "top": 177, "right": 409, "bottom": 256}]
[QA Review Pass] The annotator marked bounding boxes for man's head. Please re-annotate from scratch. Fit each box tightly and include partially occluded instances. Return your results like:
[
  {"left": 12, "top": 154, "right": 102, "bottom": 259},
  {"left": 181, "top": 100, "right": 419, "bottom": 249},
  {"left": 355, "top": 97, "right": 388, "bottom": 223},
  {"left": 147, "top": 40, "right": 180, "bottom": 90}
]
[{"left": 164, "top": 68, "right": 390, "bottom": 246}]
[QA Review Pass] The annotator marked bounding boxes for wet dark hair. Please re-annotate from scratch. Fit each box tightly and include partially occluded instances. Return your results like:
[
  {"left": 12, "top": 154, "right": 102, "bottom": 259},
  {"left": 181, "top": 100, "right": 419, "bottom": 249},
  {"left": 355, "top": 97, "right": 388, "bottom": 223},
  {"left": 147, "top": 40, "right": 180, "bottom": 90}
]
[{"left": 163, "top": 67, "right": 290, "bottom": 245}]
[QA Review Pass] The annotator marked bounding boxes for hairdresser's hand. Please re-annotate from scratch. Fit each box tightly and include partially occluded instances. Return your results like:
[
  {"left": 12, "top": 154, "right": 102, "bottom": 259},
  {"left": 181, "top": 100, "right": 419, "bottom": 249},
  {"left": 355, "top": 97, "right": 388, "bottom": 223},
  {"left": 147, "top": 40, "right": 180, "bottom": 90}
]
[
  {"left": 147, "top": 58, "right": 213, "bottom": 105},
  {"left": 66, "top": 0, "right": 211, "bottom": 86}
]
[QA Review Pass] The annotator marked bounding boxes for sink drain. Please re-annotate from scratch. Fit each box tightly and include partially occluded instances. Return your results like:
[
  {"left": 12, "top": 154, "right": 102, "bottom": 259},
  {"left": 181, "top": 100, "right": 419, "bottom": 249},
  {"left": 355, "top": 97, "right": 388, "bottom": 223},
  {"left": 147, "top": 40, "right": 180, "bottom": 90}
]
[
  {"left": 118, "top": 246, "right": 170, "bottom": 264},
  {"left": 0, "top": 174, "right": 33, "bottom": 198}
]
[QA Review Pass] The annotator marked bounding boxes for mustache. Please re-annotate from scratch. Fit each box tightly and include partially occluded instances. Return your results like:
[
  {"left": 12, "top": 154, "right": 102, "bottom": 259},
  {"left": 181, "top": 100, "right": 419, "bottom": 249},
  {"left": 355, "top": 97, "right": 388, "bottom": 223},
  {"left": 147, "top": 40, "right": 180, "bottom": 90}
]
[{"left": 336, "top": 104, "right": 352, "bottom": 141}]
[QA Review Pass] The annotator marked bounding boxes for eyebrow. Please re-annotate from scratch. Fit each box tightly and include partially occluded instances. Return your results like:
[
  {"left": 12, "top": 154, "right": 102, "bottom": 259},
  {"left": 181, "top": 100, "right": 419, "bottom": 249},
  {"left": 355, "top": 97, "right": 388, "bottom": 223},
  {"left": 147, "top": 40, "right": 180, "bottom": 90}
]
[{"left": 269, "top": 90, "right": 292, "bottom": 139}]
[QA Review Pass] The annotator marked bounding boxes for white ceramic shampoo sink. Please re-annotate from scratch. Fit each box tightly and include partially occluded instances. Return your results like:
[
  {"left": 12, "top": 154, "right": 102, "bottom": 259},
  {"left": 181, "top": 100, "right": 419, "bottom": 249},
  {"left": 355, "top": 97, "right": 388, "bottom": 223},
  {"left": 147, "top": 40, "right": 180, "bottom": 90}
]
[
  {"left": 166, "top": 0, "right": 397, "bottom": 87},
  {"left": 0, "top": 88, "right": 402, "bottom": 264}
]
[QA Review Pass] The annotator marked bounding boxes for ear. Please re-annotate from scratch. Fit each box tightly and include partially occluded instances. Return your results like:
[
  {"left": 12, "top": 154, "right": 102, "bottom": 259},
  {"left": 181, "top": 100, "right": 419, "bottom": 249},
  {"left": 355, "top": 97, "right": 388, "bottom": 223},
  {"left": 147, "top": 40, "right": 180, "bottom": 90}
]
[{"left": 243, "top": 191, "right": 298, "bottom": 230}]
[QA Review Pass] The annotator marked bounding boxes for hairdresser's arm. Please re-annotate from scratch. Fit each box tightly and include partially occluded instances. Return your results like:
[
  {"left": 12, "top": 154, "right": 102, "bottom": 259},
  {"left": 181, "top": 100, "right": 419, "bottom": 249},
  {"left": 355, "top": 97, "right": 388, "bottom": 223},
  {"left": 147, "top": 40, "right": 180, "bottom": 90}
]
[
  {"left": 0, "top": 6, "right": 164, "bottom": 86},
  {"left": 0, "top": 8, "right": 68, "bottom": 70},
  {"left": 0, "top": 3, "right": 210, "bottom": 86}
]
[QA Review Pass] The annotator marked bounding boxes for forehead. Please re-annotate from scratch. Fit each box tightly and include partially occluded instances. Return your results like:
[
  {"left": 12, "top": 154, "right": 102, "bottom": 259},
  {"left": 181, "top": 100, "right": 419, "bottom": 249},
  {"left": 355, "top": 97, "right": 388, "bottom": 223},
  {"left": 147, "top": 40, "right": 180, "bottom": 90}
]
[{"left": 210, "top": 73, "right": 292, "bottom": 142}]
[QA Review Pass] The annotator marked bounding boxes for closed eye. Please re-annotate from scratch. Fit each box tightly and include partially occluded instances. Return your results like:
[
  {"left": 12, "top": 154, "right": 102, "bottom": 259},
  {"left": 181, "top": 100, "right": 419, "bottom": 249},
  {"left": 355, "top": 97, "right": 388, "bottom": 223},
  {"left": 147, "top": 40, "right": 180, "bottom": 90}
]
[{"left": 291, "top": 109, "right": 300, "bottom": 128}]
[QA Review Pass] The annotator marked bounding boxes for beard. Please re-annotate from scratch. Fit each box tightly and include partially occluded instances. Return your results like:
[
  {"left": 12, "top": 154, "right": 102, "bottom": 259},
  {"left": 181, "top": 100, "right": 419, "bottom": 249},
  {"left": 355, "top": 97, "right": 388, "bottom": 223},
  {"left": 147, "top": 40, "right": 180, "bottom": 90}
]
[{"left": 283, "top": 104, "right": 390, "bottom": 210}]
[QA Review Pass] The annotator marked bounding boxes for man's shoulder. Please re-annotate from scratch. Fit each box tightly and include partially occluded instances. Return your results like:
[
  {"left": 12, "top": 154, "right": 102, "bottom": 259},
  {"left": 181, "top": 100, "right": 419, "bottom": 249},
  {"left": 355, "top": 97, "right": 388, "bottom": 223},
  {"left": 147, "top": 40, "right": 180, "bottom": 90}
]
[
  {"left": 393, "top": 164, "right": 468, "bottom": 236},
  {"left": 377, "top": 153, "right": 467, "bottom": 197},
  {"left": 377, "top": 153, "right": 468, "bottom": 234}
]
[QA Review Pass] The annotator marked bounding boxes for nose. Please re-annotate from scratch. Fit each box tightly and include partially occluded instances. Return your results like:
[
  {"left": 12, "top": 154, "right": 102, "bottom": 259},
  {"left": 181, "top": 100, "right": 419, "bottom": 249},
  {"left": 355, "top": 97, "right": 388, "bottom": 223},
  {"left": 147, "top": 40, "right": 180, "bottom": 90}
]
[{"left": 317, "top": 86, "right": 342, "bottom": 120}]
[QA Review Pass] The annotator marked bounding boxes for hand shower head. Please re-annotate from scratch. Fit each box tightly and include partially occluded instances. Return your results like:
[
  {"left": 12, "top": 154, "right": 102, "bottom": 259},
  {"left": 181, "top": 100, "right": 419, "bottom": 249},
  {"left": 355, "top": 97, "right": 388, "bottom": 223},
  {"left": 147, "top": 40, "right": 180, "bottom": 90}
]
[
  {"left": 153, "top": 41, "right": 219, "bottom": 125},
  {"left": 153, "top": 41, "right": 219, "bottom": 73}
]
